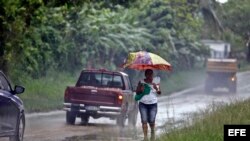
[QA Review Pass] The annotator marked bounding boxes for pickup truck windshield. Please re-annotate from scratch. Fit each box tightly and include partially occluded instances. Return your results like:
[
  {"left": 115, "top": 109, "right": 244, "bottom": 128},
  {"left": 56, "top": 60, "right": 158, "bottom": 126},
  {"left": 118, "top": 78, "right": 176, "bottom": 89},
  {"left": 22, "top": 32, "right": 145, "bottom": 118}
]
[{"left": 77, "top": 72, "right": 124, "bottom": 89}]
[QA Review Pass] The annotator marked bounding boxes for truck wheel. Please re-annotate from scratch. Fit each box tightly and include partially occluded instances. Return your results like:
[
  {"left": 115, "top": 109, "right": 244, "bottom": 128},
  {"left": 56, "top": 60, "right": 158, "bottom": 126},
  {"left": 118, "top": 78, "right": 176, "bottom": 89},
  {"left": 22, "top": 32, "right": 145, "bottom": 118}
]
[
  {"left": 229, "top": 83, "right": 237, "bottom": 94},
  {"left": 66, "top": 111, "right": 76, "bottom": 125},
  {"left": 128, "top": 104, "right": 138, "bottom": 127},
  {"left": 205, "top": 82, "right": 212, "bottom": 94},
  {"left": 116, "top": 114, "right": 126, "bottom": 127},
  {"left": 117, "top": 103, "right": 129, "bottom": 127},
  {"left": 128, "top": 111, "right": 138, "bottom": 127},
  {"left": 81, "top": 115, "right": 89, "bottom": 125}
]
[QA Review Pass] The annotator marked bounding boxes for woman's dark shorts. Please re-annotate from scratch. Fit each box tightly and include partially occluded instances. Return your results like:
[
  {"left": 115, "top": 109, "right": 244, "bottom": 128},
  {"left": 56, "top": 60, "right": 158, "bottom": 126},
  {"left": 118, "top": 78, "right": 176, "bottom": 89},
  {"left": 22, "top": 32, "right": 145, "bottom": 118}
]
[{"left": 139, "top": 102, "right": 157, "bottom": 124}]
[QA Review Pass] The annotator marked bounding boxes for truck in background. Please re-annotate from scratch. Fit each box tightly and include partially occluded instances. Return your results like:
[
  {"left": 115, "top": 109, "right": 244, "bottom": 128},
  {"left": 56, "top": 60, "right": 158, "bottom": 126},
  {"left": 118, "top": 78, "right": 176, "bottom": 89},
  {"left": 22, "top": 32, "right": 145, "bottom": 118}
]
[{"left": 201, "top": 40, "right": 238, "bottom": 94}]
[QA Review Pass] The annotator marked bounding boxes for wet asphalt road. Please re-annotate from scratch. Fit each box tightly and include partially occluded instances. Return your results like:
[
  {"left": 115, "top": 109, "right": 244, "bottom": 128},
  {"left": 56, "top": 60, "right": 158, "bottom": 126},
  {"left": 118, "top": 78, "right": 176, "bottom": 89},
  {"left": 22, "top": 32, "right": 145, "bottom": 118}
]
[{"left": 1, "top": 71, "right": 250, "bottom": 141}]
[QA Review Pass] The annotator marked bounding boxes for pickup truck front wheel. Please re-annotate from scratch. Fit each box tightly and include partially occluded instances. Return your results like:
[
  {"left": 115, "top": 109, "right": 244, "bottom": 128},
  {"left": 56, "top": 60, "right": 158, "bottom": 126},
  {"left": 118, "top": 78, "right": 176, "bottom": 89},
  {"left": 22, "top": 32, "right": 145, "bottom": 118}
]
[
  {"left": 116, "top": 104, "right": 128, "bottom": 127},
  {"left": 116, "top": 114, "right": 126, "bottom": 127},
  {"left": 66, "top": 111, "right": 76, "bottom": 125},
  {"left": 128, "top": 104, "right": 138, "bottom": 127}
]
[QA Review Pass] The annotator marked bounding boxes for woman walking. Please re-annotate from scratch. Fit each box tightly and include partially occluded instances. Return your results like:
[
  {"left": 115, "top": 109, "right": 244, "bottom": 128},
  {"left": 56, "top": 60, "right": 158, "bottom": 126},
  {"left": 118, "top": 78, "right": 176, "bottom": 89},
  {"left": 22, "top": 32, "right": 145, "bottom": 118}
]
[{"left": 136, "top": 69, "right": 161, "bottom": 141}]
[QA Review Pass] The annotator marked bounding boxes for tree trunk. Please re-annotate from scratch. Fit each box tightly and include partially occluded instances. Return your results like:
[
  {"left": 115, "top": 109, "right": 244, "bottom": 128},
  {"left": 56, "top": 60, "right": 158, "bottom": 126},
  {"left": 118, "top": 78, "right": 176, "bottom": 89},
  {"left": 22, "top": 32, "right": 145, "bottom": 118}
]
[
  {"left": 247, "top": 42, "right": 250, "bottom": 63},
  {"left": 0, "top": 41, "right": 8, "bottom": 74}
]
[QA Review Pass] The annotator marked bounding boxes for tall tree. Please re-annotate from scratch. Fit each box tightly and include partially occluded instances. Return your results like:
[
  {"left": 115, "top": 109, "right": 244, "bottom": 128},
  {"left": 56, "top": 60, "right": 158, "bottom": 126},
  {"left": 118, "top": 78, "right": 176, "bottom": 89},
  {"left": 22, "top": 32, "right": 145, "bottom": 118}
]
[
  {"left": 219, "top": 0, "right": 250, "bottom": 61},
  {"left": 187, "top": 0, "right": 224, "bottom": 39}
]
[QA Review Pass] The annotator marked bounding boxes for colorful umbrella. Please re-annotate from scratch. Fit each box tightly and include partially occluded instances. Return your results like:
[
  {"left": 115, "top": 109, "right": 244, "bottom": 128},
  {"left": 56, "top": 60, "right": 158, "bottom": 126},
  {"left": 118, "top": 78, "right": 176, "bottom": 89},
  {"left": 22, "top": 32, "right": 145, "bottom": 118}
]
[{"left": 122, "top": 51, "right": 172, "bottom": 71}]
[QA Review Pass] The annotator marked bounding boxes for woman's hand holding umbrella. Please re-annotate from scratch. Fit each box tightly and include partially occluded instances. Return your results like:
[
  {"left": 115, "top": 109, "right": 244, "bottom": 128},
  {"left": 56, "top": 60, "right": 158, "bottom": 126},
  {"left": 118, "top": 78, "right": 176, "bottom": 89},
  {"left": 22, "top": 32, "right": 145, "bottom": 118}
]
[{"left": 136, "top": 81, "right": 145, "bottom": 94}]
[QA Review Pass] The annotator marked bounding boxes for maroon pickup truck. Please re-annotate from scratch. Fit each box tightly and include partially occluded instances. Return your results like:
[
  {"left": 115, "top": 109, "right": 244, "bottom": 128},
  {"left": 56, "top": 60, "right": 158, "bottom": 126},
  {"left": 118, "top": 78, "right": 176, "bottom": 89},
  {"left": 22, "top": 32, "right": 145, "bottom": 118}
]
[{"left": 63, "top": 69, "right": 138, "bottom": 127}]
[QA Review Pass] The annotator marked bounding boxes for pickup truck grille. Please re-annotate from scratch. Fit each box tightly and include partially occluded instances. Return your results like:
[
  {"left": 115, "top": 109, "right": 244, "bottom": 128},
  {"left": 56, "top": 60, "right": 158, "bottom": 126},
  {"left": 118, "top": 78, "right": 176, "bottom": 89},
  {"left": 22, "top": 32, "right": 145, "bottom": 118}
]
[{"left": 72, "top": 94, "right": 116, "bottom": 105}]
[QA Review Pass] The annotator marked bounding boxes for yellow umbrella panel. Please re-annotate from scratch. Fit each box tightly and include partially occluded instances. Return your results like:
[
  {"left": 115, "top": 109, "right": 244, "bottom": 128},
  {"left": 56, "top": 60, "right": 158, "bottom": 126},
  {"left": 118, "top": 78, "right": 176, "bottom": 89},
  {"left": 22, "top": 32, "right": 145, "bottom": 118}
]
[{"left": 122, "top": 51, "right": 172, "bottom": 71}]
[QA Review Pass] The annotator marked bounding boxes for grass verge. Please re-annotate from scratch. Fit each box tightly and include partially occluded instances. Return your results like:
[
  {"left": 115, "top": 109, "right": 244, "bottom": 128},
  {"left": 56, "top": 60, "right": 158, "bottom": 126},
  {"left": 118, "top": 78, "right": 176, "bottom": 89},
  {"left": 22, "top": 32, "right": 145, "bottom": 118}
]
[
  {"left": 157, "top": 98, "right": 250, "bottom": 141},
  {"left": 19, "top": 71, "right": 77, "bottom": 113}
]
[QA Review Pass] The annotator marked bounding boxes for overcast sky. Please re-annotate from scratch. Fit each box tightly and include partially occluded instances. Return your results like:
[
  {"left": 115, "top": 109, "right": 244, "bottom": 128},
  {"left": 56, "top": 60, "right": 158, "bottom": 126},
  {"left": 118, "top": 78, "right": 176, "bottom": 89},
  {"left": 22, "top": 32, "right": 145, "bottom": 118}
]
[{"left": 216, "top": 0, "right": 228, "bottom": 3}]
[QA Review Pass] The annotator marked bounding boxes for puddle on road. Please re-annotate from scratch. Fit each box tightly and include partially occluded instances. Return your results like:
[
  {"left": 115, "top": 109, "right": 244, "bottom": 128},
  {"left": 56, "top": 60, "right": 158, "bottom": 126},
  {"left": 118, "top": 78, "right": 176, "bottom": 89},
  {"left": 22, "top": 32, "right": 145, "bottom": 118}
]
[
  {"left": 62, "top": 127, "right": 141, "bottom": 141},
  {"left": 63, "top": 134, "right": 102, "bottom": 141}
]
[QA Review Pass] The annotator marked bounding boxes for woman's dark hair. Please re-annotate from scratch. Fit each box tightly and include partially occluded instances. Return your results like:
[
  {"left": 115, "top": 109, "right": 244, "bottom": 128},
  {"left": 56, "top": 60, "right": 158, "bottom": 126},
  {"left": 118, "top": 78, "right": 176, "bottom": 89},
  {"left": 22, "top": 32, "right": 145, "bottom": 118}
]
[{"left": 145, "top": 69, "right": 153, "bottom": 75}]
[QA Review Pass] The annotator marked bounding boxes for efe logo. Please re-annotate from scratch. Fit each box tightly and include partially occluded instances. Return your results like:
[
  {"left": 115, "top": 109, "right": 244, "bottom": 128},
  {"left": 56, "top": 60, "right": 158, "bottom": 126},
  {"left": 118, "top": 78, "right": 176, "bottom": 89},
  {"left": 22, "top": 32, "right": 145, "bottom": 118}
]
[
  {"left": 228, "top": 129, "right": 246, "bottom": 136},
  {"left": 224, "top": 125, "right": 250, "bottom": 141}
]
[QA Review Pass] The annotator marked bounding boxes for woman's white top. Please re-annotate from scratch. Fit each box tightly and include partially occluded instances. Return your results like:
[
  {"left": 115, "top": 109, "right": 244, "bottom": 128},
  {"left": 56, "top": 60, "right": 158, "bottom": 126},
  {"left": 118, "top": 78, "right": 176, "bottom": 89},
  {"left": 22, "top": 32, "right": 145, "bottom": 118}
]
[{"left": 139, "top": 80, "right": 158, "bottom": 104}]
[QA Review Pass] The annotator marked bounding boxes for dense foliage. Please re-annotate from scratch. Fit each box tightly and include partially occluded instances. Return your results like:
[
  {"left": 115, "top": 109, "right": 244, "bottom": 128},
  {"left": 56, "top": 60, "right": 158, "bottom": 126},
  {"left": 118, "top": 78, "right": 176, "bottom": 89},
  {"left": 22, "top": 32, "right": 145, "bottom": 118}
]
[
  {"left": 220, "top": 0, "right": 250, "bottom": 39},
  {"left": 215, "top": 0, "right": 250, "bottom": 55},
  {"left": 2, "top": 0, "right": 246, "bottom": 80}
]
